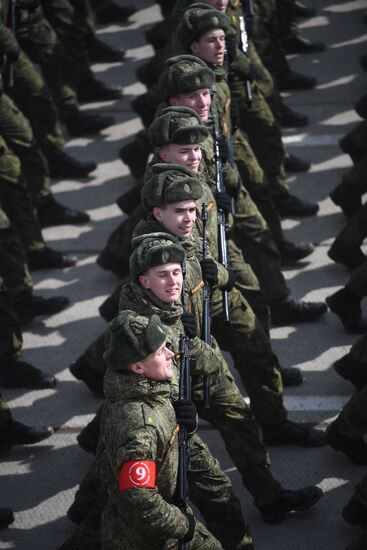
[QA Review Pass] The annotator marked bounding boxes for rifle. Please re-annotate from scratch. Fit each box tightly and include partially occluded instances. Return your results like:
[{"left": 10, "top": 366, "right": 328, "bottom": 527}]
[
  {"left": 239, "top": 0, "right": 254, "bottom": 107},
  {"left": 212, "top": 116, "right": 230, "bottom": 323},
  {"left": 201, "top": 203, "right": 211, "bottom": 408},
  {"left": 177, "top": 332, "right": 191, "bottom": 550},
  {"left": 6, "top": 0, "right": 17, "bottom": 88}
]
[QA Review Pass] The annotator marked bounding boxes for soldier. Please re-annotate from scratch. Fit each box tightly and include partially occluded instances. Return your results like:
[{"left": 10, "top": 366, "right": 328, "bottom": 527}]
[{"left": 61, "top": 308, "right": 229, "bottom": 550}]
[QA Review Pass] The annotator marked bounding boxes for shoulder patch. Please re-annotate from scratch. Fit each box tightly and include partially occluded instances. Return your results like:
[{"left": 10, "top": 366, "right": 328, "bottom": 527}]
[{"left": 142, "top": 404, "right": 156, "bottom": 427}]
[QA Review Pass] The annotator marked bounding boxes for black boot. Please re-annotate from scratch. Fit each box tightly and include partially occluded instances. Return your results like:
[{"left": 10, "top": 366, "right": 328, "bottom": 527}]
[
  {"left": 355, "top": 93, "right": 367, "bottom": 119},
  {"left": 278, "top": 70, "right": 317, "bottom": 91},
  {"left": 278, "top": 366, "right": 303, "bottom": 387},
  {"left": 94, "top": 3, "right": 137, "bottom": 24},
  {"left": 47, "top": 151, "right": 97, "bottom": 179},
  {"left": 334, "top": 353, "right": 367, "bottom": 391},
  {"left": 263, "top": 420, "right": 326, "bottom": 447},
  {"left": 326, "top": 422, "right": 367, "bottom": 464},
  {"left": 116, "top": 186, "right": 141, "bottom": 215},
  {"left": 295, "top": 1, "right": 317, "bottom": 18},
  {"left": 328, "top": 243, "right": 365, "bottom": 270},
  {"left": 99, "top": 295, "right": 118, "bottom": 322},
  {"left": 270, "top": 298, "right": 327, "bottom": 325},
  {"left": 14, "top": 295, "right": 69, "bottom": 324},
  {"left": 77, "top": 415, "right": 100, "bottom": 455},
  {"left": 69, "top": 355, "right": 104, "bottom": 397},
  {"left": 119, "top": 141, "right": 150, "bottom": 180},
  {"left": 86, "top": 33, "right": 125, "bottom": 63},
  {"left": 37, "top": 197, "right": 90, "bottom": 227},
  {"left": 77, "top": 78, "right": 123, "bottom": 103},
  {"left": 284, "top": 35, "right": 325, "bottom": 54},
  {"left": 131, "top": 93, "right": 159, "bottom": 127},
  {"left": 0, "top": 359, "right": 56, "bottom": 389},
  {"left": 259, "top": 486, "right": 323, "bottom": 524},
  {"left": 343, "top": 496, "right": 367, "bottom": 528},
  {"left": 326, "top": 286, "right": 367, "bottom": 334},
  {"left": 0, "top": 508, "right": 14, "bottom": 529},
  {"left": 62, "top": 108, "right": 114, "bottom": 137},
  {"left": 274, "top": 193, "right": 319, "bottom": 217},
  {"left": 279, "top": 240, "right": 314, "bottom": 263},
  {"left": 330, "top": 183, "right": 362, "bottom": 218},
  {"left": 283, "top": 153, "right": 311, "bottom": 172},
  {"left": 0, "top": 419, "right": 53, "bottom": 453},
  {"left": 279, "top": 104, "right": 309, "bottom": 128},
  {"left": 339, "top": 134, "right": 365, "bottom": 163},
  {"left": 27, "top": 247, "right": 77, "bottom": 270},
  {"left": 97, "top": 248, "right": 127, "bottom": 277}
]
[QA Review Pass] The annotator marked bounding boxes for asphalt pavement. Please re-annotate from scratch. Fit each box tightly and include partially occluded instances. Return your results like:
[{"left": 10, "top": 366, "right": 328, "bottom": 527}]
[{"left": 1, "top": 1, "right": 367, "bottom": 549}]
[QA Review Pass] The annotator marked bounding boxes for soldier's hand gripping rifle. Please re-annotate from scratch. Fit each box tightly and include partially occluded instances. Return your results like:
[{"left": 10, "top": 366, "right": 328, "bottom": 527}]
[
  {"left": 201, "top": 203, "right": 211, "bottom": 408},
  {"left": 212, "top": 117, "right": 230, "bottom": 323},
  {"left": 239, "top": 0, "right": 254, "bottom": 107}
]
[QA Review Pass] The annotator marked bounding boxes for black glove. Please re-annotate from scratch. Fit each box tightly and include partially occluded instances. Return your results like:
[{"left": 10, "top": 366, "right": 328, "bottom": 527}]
[
  {"left": 223, "top": 268, "right": 237, "bottom": 291},
  {"left": 181, "top": 312, "right": 197, "bottom": 338},
  {"left": 217, "top": 135, "right": 229, "bottom": 163},
  {"left": 182, "top": 510, "right": 196, "bottom": 542},
  {"left": 200, "top": 258, "right": 218, "bottom": 285},
  {"left": 215, "top": 191, "right": 232, "bottom": 214},
  {"left": 173, "top": 399, "right": 198, "bottom": 434}
]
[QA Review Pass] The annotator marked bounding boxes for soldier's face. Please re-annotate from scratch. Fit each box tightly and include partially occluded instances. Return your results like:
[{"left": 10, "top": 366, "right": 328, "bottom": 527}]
[
  {"left": 135, "top": 342, "right": 175, "bottom": 381},
  {"left": 159, "top": 144, "right": 202, "bottom": 173},
  {"left": 139, "top": 263, "right": 183, "bottom": 304},
  {"left": 169, "top": 89, "right": 212, "bottom": 122},
  {"left": 153, "top": 200, "right": 197, "bottom": 239},
  {"left": 191, "top": 29, "right": 226, "bottom": 67},
  {"left": 201, "top": 0, "right": 228, "bottom": 13}
]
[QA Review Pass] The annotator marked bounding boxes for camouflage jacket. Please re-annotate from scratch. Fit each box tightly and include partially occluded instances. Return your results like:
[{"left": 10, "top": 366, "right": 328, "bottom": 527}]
[{"left": 98, "top": 368, "right": 189, "bottom": 549}]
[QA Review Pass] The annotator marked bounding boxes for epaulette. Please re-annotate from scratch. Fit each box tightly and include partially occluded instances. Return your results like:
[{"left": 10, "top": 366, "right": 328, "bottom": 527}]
[{"left": 142, "top": 404, "right": 156, "bottom": 428}]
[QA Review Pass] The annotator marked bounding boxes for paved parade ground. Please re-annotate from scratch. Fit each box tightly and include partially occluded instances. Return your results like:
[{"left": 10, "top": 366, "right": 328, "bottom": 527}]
[{"left": 1, "top": 1, "right": 367, "bottom": 548}]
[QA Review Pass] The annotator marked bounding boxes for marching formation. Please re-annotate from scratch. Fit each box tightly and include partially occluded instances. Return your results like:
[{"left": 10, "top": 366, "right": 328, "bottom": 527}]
[{"left": 0, "top": 1, "right": 367, "bottom": 549}]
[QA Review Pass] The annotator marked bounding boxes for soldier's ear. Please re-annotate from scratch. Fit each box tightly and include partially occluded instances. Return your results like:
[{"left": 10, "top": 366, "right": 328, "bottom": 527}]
[
  {"left": 153, "top": 207, "right": 163, "bottom": 223},
  {"left": 130, "top": 362, "right": 145, "bottom": 375},
  {"left": 139, "top": 273, "right": 150, "bottom": 290},
  {"left": 191, "top": 41, "right": 199, "bottom": 55}
]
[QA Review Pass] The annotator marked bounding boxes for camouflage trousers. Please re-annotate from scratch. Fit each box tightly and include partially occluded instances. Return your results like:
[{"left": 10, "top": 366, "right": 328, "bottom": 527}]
[
  {"left": 0, "top": 93, "right": 51, "bottom": 205},
  {"left": 210, "top": 287, "right": 287, "bottom": 427},
  {"left": 348, "top": 260, "right": 367, "bottom": 298},
  {"left": 236, "top": 82, "right": 289, "bottom": 199},
  {"left": 276, "top": 0, "right": 298, "bottom": 42},
  {"left": 42, "top": 0, "right": 93, "bottom": 86},
  {"left": 0, "top": 207, "right": 34, "bottom": 302},
  {"left": 16, "top": 7, "right": 78, "bottom": 115},
  {"left": 0, "top": 127, "right": 45, "bottom": 252},
  {"left": 8, "top": 49, "right": 65, "bottom": 160},
  {"left": 343, "top": 120, "right": 367, "bottom": 162},
  {"left": 0, "top": 275, "right": 22, "bottom": 362},
  {"left": 348, "top": 531, "right": 367, "bottom": 550},
  {"left": 0, "top": 274, "right": 22, "bottom": 427},
  {"left": 330, "top": 203, "right": 367, "bottom": 254},
  {"left": 333, "top": 384, "right": 367, "bottom": 441}
]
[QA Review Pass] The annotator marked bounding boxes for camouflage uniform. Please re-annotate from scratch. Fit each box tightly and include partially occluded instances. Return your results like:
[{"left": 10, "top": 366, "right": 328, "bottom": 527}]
[
  {"left": 0, "top": 274, "right": 22, "bottom": 427},
  {"left": 347, "top": 260, "right": 367, "bottom": 299},
  {"left": 98, "top": 369, "right": 223, "bottom": 550},
  {"left": 120, "top": 258, "right": 282, "bottom": 509},
  {"left": 0, "top": 203, "right": 34, "bottom": 304}
]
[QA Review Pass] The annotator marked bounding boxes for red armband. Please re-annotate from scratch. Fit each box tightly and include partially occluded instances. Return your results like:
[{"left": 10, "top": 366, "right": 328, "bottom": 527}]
[{"left": 119, "top": 460, "right": 156, "bottom": 491}]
